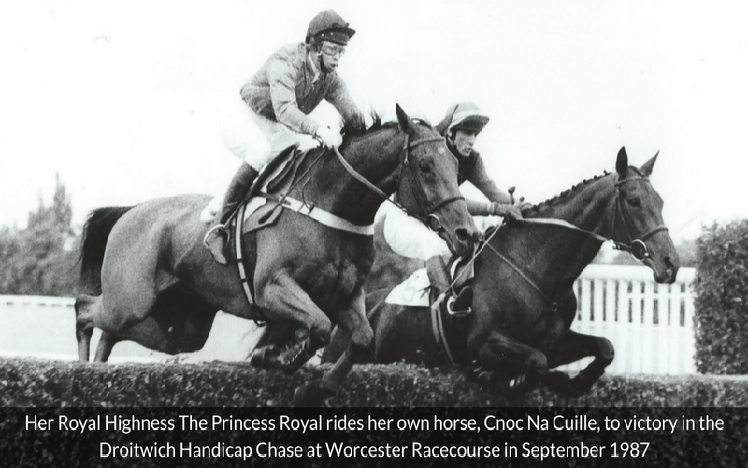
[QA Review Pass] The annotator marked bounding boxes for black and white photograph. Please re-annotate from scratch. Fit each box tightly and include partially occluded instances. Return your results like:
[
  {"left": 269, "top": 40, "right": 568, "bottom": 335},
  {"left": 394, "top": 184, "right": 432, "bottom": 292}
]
[{"left": 1, "top": 1, "right": 747, "bottom": 466}]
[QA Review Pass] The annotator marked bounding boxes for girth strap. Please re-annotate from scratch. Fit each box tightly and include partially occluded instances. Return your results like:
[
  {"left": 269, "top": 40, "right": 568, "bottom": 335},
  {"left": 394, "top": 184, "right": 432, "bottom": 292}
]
[{"left": 234, "top": 203, "right": 255, "bottom": 308}]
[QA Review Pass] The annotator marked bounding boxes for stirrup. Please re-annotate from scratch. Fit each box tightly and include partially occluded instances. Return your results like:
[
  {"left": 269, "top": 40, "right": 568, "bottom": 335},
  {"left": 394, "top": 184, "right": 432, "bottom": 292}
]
[
  {"left": 446, "top": 296, "right": 471, "bottom": 316},
  {"left": 203, "top": 224, "right": 229, "bottom": 265},
  {"left": 202, "top": 223, "right": 227, "bottom": 247},
  {"left": 446, "top": 287, "right": 473, "bottom": 317}
]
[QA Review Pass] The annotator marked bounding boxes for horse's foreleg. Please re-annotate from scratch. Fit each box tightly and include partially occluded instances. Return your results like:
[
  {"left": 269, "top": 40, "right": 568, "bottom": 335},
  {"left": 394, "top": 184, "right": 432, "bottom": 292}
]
[
  {"left": 320, "top": 288, "right": 373, "bottom": 387},
  {"left": 474, "top": 331, "right": 549, "bottom": 396},
  {"left": 543, "top": 330, "right": 614, "bottom": 395},
  {"left": 254, "top": 273, "right": 333, "bottom": 373},
  {"left": 295, "top": 289, "right": 372, "bottom": 407}
]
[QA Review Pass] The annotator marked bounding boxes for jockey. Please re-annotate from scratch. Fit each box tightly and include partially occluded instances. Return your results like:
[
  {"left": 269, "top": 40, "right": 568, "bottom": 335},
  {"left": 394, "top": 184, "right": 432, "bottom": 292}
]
[
  {"left": 383, "top": 102, "right": 524, "bottom": 314},
  {"left": 205, "top": 9, "right": 366, "bottom": 264}
]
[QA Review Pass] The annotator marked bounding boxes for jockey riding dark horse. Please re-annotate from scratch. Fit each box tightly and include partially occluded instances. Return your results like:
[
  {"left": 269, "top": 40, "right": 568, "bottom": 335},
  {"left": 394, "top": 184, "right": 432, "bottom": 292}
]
[{"left": 382, "top": 102, "right": 527, "bottom": 316}]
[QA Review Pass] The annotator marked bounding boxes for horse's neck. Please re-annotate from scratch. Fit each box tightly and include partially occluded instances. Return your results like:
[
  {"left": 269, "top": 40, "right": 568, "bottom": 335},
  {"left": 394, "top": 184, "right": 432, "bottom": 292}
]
[
  {"left": 522, "top": 176, "right": 618, "bottom": 284},
  {"left": 307, "top": 130, "right": 404, "bottom": 226}
]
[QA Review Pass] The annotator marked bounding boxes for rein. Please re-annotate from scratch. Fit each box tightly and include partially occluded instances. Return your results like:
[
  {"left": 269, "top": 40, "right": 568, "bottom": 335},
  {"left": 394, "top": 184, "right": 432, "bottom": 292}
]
[
  {"left": 519, "top": 176, "right": 668, "bottom": 261},
  {"left": 334, "top": 131, "right": 464, "bottom": 233},
  {"left": 456, "top": 176, "right": 669, "bottom": 303}
]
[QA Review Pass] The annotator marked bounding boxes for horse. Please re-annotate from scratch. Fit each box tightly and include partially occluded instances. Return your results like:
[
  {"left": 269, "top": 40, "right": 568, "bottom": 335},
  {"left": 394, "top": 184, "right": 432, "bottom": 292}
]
[
  {"left": 74, "top": 105, "right": 481, "bottom": 406},
  {"left": 323, "top": 147, "right": 680, "bottom": 397}
]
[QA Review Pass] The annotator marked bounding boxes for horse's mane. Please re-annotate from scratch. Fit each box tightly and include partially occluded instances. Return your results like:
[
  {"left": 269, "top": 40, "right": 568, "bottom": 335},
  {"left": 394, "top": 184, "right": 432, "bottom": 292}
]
[
  {"left": 339, "top": 111, "right": 434, "bottom": 151},
  {"left": 524, "top": 164, "right": 647, "bottom": 217}
]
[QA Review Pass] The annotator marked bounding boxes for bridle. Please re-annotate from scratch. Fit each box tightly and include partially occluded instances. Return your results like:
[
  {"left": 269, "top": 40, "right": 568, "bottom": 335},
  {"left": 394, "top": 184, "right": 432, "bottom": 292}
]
[
  {"left": 333, "top": 124, "right": 464, "bottom": 233},
  {"left": 609, "top": 176, "right": 669, "bottom": 261},
  {"left": 514, "top": 175, "right": 668, "bottom": 262}
]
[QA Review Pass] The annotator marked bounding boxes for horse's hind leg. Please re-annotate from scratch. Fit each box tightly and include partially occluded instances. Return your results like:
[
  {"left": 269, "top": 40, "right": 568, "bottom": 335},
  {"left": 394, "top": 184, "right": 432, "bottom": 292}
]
[
  {"left": 543, "top": 330, "right": 614, "bottom": 396},
  {"left": 76, "top": 295, "right": 128, "bottom": 362},
  {"left": 75, "top": 294, "right": 98, "bottom": 361},
  {"left": 93, "top": 331, "right": 121, "bottom": 362}
]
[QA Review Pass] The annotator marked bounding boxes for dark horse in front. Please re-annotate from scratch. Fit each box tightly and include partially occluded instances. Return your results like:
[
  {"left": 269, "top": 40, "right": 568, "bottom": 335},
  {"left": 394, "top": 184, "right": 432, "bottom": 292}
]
[
  {"left": 325, "top": 147, "right": 679, "bottom": 397},
  {"left": 75, "top": 106, "right": 479, "bottom": 406}
]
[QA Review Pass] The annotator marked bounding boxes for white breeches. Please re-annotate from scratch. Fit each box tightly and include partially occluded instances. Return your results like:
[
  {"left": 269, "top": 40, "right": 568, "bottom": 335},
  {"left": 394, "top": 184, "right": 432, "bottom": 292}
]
[
  {"left": 218, "top": 94, "right": 320, "bottom": 170},
  {"left": 381, "top": 203, "right": 502, "bottom": 261},
  {"left": 382, "top": 205, "right": 450, "bottom": 261}
]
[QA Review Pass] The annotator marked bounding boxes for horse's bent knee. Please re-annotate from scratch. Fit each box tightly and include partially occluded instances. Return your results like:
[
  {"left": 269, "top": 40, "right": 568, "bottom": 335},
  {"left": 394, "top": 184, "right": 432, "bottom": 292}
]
[
  {"left": 525, "top": 351, "right": 548, "bottom": 372},
  {"left": 310, "top": 322, "right": 333, "bottom": 347},
  {"left": 351, "top": 322, "right": 373, "bottom": 349},
  {"left": 598, "top": 338, "right": 615, "bottom": 364}
]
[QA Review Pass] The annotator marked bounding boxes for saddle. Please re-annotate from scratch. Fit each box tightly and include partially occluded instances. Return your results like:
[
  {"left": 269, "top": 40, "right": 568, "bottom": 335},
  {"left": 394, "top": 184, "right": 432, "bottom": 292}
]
[
  {"left": 242, "top": 144, "right": 318, "bottom": 234},
  {"left": 210, "top": 144, "right": 319, "bottom": 318}
]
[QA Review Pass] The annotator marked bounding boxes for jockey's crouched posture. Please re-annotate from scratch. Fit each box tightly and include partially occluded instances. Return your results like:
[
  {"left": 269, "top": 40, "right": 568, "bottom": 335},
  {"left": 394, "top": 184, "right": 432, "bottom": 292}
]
[
  {"left": 205, "top": 9, "right": 366, "bottom": 264},
  {"left": 383, "top": 102, "right": 525, "bottom": 315}
]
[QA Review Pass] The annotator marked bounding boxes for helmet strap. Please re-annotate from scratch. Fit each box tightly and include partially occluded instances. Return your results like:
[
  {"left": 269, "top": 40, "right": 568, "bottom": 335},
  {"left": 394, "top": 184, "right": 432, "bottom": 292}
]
[{"left": 316, "top": 52, "right": 334, "bottom": 74}]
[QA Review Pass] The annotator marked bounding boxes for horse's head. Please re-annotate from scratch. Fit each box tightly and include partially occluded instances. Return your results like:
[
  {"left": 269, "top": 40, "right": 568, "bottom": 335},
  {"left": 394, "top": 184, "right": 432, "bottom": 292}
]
[
  {"left": 612, "top": 147, "right": 680, "bottom": 283},
  {"left": 393, "top": 104, "right": 480, "bottom": 256}
]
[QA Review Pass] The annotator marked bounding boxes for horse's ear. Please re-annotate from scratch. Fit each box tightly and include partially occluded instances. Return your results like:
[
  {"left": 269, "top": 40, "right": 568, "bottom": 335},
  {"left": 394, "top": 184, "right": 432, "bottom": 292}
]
[
  {"left": 615, "top": 146, "right": 628, "bottom": 178},
  {"left": 639, "top": 150, "right": 659, "bottom": 177},
  {"left": 395, "top": 104, "right": 415, "bottom": 135}
]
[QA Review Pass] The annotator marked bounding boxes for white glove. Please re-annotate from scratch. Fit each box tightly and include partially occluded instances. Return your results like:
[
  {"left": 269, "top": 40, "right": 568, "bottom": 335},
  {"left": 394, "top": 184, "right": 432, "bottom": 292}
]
[{"left": 315, "top": 126, "right": 343, "bottom": 149}]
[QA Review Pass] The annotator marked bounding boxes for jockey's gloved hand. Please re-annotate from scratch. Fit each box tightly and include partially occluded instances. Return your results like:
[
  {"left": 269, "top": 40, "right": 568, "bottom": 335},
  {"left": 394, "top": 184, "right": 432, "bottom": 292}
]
[
  {"left": 490, "top": 202, "right": 524, "bottom": 223},
  {"left": 315, "top": 126, "right": 343, "bottom": 149}
]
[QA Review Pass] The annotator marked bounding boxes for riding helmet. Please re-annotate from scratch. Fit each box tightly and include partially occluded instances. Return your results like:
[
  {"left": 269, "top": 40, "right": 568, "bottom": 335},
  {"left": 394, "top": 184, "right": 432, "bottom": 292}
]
[
  {"left": 435, "top": 102, "right": 490, "bottom": 136},
  {"left": 306, "top": 10, "right": 356, "bottom": 45}
]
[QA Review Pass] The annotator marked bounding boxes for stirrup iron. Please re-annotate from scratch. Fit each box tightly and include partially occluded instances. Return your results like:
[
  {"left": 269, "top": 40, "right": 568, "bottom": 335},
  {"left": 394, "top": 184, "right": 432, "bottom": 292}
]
[
  {"left": 203, "top": 223, "right": 227, "bottom": 247},
  {"left": 446, "top": 295, "right": 471, "bottom": 317}
]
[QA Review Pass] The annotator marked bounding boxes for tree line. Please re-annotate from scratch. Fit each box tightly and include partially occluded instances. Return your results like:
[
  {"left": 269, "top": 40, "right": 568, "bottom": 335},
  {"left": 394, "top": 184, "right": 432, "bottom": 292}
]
[{"left": 0, "top": 174, "right": 78, "bottom": 296}]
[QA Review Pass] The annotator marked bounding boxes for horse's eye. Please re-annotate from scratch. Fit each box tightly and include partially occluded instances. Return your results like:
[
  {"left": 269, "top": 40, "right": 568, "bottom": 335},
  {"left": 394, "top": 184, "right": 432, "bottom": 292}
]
[
  {"left": 418, "top": 159, "right": 433, "bottom": 173},
  {"left": 628, "top": 196, "right": 641, "bottom": 207}
]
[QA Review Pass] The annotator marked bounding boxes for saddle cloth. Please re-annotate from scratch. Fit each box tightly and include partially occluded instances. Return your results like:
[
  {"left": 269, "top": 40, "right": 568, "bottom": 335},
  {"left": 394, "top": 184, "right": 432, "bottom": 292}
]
[
  {"left": 385, "top": 268, "right": 431, "bottom": 307},
  {"left": 385, "top": 253, "right": 476, "bottom": 307}
]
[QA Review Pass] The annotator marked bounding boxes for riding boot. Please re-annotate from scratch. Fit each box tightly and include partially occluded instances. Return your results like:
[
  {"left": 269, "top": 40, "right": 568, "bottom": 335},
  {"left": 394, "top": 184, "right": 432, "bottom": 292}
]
[
  {"left": 426, "top": 255, "right": 473, "bottom": 316},
  {"left": 204, "top": 163, "right": 259, "bottom": 264}
]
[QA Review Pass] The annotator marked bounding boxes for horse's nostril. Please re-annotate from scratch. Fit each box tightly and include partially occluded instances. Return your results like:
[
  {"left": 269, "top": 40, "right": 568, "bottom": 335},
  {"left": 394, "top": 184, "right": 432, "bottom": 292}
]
[{"left": 455, "top": 228, "right": 469, "bottom": 242}]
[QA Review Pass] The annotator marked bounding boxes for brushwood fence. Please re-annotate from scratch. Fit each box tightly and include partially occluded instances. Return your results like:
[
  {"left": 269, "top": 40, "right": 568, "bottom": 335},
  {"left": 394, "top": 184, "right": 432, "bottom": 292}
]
[{"left": 0, "top": 265, "right": 697, "bottom": 373}]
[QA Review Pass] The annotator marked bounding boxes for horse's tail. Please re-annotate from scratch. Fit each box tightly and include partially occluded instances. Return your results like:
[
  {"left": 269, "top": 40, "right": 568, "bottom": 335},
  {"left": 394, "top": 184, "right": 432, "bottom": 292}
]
[{"left": 79, "top": 206, "right": 134, "bottom": 294}]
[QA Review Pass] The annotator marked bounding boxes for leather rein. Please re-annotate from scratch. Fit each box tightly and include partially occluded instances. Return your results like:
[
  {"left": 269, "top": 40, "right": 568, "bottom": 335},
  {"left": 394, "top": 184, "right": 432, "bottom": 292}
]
[
  {"left": 333, "top": 127, "right": 464, "bottom": 234},
  {"left": 477, "top": 176, "right": 669, "bottom": 304}
]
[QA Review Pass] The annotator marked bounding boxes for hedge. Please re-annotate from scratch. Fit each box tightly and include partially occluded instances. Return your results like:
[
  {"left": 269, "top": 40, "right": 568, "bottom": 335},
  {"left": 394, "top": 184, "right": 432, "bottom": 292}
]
[
  {"left": 1, "top": 357, "right": 747, "bottom": 407},
  {"left": 694, "top": 220, "right": 748, "bottom": 374},
  {"left": 1, "top": 358, "right": 747, "bottom": 467}
]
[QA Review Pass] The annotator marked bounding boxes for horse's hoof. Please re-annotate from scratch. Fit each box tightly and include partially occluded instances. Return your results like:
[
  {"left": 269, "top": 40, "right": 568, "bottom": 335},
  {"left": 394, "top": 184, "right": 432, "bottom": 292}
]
[
  {"left": 250, "top": 346, "right": 280, "bottom": 369},
  {"left": 279, "top": 340, "right": 313, "bottom": 374},
  {"left": 542, "top": 370, "right": 581, "bottom": 396},
  {"left": 293, "top": 382, "right": 335, "bottom": 407}
]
